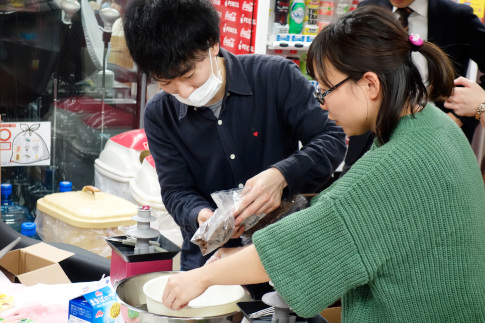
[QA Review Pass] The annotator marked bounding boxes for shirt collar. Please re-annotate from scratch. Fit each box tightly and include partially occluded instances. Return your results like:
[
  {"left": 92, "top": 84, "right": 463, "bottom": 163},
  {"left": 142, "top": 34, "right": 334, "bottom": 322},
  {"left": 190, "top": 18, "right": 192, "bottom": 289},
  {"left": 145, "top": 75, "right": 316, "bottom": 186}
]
[
  {"left": 392, "top": 0, "right": 428, "bottom": 18},
  {"left": 177, "top": 48, "right": 253, "bottom": 120},
  {"left": 219, "top": 48, "right": 253, "bottom": 96}
]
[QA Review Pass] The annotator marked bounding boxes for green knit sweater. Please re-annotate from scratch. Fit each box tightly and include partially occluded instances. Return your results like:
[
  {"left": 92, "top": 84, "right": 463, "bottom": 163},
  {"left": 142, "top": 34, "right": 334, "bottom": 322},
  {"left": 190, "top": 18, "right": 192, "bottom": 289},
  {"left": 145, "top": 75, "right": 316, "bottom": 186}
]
[{"left": 253, "top": 104, "right": 485, "bottom": 322}]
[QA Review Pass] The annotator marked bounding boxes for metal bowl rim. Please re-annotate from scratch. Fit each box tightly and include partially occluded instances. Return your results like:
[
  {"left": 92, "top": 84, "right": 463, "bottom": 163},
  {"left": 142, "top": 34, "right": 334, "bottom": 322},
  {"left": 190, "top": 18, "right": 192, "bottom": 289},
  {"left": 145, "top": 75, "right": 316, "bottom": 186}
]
[{"left": 115, "top": 271, "right": 250, "bottom": 320}]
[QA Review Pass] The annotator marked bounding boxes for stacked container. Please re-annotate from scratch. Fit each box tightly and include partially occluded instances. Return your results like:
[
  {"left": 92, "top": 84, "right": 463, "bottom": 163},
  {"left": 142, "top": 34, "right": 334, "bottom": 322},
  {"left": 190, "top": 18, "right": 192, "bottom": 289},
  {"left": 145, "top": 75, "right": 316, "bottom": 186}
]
[{"left": 94, "top": 129, "right": 148, "bottom": 201}]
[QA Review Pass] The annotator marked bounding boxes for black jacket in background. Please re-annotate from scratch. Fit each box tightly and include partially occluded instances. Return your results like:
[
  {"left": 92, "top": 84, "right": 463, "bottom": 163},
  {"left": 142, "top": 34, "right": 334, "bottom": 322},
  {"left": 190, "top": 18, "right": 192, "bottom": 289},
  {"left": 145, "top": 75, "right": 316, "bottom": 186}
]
[{"left": 342, "top": 0, "right": 485, "bottom": 175}]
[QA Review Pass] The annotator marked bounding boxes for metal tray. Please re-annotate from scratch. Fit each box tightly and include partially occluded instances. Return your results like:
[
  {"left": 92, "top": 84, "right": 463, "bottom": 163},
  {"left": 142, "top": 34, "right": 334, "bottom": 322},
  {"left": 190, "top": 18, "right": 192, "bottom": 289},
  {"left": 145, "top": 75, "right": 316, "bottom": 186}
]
[{"left": 107, "top": 234, "right": 180, "bottom": 262}]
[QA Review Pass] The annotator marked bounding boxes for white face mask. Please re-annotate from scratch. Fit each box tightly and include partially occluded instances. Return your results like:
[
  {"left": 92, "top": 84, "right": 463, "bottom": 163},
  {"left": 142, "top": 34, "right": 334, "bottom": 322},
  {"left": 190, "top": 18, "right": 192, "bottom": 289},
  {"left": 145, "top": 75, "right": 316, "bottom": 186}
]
[{"left": 173, "top": 49, "right": 222, "bottom": 107}]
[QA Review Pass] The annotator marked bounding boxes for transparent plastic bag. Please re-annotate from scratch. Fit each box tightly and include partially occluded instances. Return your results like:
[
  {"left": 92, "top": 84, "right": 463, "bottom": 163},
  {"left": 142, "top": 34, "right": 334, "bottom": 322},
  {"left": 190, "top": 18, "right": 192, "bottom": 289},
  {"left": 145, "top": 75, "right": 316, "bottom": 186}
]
[
  {"left": 191, "top": 188, "right": 245, "bottom": 256},
  {"left": 241, "top": 194, "right": 309, "bottom": 245}
]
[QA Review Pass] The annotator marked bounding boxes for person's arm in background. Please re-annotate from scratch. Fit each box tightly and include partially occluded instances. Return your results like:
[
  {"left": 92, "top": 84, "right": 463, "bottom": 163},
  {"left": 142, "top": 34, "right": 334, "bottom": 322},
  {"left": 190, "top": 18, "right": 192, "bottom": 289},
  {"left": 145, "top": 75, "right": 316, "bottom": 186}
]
[
  {"left": 144, "top": 103, "right": 214, "bottom": 237},
  {"left": 446, "top": 4, "right": 485, "bottom": 130},
  {"left": 444, "top": 77, "right": 485, "bottom": 128},
  {"left": 461, "top": 5, "right": 485, "bottom": 88},
  {"left": 233, "top": 59, "right": 346, "bottom": 228}
]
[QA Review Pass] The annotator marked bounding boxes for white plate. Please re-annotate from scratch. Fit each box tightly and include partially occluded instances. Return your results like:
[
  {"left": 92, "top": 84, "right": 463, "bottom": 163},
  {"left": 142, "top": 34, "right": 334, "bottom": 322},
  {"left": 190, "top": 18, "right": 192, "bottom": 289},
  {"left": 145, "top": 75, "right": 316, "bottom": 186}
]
[{"left": 143, "top": 274, "right": 249, "bottom": 317}]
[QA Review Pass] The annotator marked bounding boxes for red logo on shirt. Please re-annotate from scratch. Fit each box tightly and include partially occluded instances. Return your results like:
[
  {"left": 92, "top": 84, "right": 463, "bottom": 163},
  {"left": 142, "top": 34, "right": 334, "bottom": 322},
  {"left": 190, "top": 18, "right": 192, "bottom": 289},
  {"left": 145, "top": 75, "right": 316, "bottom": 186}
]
[{"left": 253, "top": 132, "right": 258, "bottom": 137}]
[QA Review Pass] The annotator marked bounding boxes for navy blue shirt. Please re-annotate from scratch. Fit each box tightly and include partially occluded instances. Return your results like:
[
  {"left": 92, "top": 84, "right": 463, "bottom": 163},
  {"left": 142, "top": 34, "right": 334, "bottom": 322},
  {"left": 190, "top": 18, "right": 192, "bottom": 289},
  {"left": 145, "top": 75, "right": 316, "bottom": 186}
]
[{"left": 144, "top": 49, "right": 346, "bottom": 270}]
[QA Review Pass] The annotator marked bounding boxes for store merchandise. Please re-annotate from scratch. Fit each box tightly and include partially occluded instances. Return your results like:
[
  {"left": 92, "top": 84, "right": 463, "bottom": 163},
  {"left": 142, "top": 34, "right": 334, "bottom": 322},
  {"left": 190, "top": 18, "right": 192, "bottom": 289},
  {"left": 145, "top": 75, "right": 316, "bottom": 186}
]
[
  {"left": 334, "top": 0, "right": 351, "bottom": 18},
  {"left": 299, "top": 52, "right": 314, "bottom": 80},
  {"left": 287, "top": 50, "right": 301, "bottom": 65},
  {"left": 21, "top": 222, "right": 40, "bottom": 240},
  {"left": 68, "top": 277, "right": 122, "bottom": 323},
  {"left": 273, "top": 0, "right": 290, "bottom": 34},
  {"left": 1, "top": 183, "right": 33, "bottom": 233},
  {"left": 349, "top": 0, "right": 359, "bottom": 11},
  {"left": 317, "top": 0, "right": 334, "bottom": 31},
  {"left": 59, "top": 181, "right": 73, "bottom": 192},
  {"left": 303, "top": 0, "right": 319, "bottom": 35},
  {"left": 289, "top": 0, "right": 305, "bottom": 34},
  {"left": 94, "top": 129, "right": 149, "bottom": 202},
  {"left": 274, "top": 49, "right": 286, "bottom": 57},
  {"left": 35, "top": 186, "right": 138, "bottom": 257}
]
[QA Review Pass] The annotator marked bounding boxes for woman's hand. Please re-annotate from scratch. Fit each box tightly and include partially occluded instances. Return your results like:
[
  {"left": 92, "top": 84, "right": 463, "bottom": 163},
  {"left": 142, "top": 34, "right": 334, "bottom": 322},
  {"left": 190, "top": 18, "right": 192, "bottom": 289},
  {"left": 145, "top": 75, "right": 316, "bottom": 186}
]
[
  {"left": 162, "top": 269, "right": 209, "bottom": 311},
  {"left": 162, "top": 245, "right": 270, "bottom": 311}
]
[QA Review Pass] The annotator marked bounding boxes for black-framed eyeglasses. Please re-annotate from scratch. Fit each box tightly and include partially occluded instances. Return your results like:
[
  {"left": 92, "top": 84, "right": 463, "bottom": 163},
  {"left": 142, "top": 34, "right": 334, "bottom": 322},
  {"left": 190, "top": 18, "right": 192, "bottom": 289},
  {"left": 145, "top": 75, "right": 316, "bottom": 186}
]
[{"left": 313, "top": 77, "right": 351, "bottom": 105}]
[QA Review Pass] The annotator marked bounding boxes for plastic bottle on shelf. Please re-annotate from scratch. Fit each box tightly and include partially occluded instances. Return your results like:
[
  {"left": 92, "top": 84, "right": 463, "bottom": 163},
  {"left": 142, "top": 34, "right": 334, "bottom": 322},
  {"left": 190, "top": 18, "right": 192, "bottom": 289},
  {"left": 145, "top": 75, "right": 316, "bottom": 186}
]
[
  {"left": 274, "top": 49, "right": 286, "bottom": 57},
  {"left": 59, "top": 181, "right": 73, "bottom": 192},
  {"left": 334, "top": 0, "right": 351, "bottom": 18},
  {"left": 317, "top": 0, "right": 334, "bottom": 31},
  {"left": 289, "top": 0, "right": 305, "bottom": 34},
  {"left": 21, "top": 222, "right": 41, "bottom": 240},
  {"left": 1, "top": 183, "right": 33, "bottom": 233},
  {"left": 349, "top": 0, "right": 360, "bottom": 12},
  {"left": 273, "top": 0, "right": 290, "bottom": 34},
  {"left": 303, "top": 0, "right": 319, "bottom": 35},
  {"left": 299, "top": 52, "right": 314, "bottom": 80},
  {"left": 287, "top": 50, "right": 301, "bottom": 66}
]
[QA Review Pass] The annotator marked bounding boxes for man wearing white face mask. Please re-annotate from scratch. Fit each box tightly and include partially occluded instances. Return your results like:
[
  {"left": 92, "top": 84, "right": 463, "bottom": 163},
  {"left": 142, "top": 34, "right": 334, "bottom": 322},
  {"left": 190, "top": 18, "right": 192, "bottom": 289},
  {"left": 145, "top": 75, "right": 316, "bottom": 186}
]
[
  {"left": 124, "top": 0, "right": 346, "bottom": 280},
  {"left": 171, "top": 49, "right": 223, "bottom": 108}
]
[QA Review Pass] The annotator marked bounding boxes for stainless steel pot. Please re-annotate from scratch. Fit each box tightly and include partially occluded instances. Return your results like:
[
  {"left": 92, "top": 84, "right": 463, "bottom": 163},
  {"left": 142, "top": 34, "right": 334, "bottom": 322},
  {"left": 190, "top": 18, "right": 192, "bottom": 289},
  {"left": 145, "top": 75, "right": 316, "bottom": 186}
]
[{"left": 115, "top": 271, "right": 251, "bottom": 323}]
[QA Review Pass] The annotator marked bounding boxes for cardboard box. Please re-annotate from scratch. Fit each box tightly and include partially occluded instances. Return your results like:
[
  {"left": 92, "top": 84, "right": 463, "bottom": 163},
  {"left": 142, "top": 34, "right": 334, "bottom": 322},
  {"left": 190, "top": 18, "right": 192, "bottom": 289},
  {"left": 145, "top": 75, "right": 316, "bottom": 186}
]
[
  {"left": 68, "top": 277, "right": 122, "bottom": 323},
  {"left": 0, "top": 242, "right": 73, "bottom": 286}
]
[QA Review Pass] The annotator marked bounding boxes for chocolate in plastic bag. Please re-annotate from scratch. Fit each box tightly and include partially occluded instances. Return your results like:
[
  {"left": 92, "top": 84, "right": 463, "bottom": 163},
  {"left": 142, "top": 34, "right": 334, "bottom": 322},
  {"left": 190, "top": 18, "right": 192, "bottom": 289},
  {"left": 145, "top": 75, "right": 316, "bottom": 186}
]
[
  {"left": 191, "top": 188, "right": 245, "bottom": 256},
  {"left": 241, "top": 194, "right": 308, "bottom": 244}
]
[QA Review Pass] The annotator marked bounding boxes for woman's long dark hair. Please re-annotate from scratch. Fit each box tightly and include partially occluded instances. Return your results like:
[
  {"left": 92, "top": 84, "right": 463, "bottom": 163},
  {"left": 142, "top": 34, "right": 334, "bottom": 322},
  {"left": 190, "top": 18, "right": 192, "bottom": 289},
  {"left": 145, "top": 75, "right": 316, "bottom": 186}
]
[{"left": 307, "top": 5, "right": 455, "bottom": 144}]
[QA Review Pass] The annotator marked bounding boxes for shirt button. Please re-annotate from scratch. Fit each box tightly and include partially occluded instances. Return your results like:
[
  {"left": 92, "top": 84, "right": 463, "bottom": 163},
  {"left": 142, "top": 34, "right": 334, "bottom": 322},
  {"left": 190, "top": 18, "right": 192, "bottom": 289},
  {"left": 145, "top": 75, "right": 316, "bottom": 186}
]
[
  {"left": 238, "top": 183, "right": 244, "bottom": 188},
  {"left": 227, "top": 92, "right": 231, "bottom": 97},
  {"left": 230, "top": 154, "right": 235, "bottom": 159},
  {"left": 218, "top": 120, "right": 223, "bottom": 125},
  {"left": 194, "top": 107, "right": 198, "bottom": 111}
]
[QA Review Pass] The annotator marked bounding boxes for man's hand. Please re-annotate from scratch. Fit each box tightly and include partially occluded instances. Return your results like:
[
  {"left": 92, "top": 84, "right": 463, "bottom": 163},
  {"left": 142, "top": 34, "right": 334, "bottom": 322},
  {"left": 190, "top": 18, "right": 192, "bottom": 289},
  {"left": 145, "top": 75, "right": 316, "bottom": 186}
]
[
  {"left": 445, "top": 77, "right": 485, "bottom": 118},
  {"left": 233, "top": 168, "right": 287, "bottom": 231},
  {"left": 197, "top": 208, "right": 214, "bottom": 227}
]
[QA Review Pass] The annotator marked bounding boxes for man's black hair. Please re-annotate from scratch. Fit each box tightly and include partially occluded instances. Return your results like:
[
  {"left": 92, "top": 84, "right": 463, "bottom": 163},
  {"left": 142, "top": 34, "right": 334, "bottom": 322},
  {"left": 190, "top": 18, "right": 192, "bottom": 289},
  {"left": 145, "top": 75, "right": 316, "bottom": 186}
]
[{"left": 124, "top": 0, "right": 220, "bottom": 80}]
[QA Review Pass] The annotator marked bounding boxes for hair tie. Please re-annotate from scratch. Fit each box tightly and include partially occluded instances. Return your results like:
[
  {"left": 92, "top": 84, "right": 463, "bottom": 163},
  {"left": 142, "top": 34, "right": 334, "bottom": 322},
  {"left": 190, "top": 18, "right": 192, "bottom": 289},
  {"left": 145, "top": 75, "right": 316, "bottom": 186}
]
[{"left": 409, "top": 34, "right": 423, "bottom": 52}]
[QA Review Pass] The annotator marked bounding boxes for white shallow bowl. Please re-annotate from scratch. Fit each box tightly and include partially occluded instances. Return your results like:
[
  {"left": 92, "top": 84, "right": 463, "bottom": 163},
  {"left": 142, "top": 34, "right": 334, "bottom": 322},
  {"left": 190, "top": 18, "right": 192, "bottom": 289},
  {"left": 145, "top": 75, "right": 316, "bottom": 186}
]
[{"left": 143, "top": 274, "right": 250, "bottom": 317}]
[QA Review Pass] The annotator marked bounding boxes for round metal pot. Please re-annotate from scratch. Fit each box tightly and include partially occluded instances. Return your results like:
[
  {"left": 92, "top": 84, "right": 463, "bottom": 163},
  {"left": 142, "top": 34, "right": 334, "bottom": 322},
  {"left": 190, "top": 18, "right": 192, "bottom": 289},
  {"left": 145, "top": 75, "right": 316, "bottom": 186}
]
[{"left": 115, "top": 271, "right": 251, "bottom": 323}]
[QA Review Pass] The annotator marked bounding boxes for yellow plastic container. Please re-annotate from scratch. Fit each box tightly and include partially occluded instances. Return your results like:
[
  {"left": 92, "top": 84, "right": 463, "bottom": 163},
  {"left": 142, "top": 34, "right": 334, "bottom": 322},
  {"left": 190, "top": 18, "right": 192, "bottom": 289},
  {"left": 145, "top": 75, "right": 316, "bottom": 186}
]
[{"left": 35, "top": 186, "right": 137, "bottom": 258}]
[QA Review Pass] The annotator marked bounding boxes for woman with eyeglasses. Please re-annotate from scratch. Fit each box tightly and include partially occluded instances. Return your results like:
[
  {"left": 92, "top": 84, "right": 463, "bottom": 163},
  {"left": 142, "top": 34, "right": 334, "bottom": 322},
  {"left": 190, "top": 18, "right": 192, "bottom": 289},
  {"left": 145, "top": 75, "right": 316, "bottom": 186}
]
[{"left": 159, "top": 5, "right": 485, "bottom": 321}]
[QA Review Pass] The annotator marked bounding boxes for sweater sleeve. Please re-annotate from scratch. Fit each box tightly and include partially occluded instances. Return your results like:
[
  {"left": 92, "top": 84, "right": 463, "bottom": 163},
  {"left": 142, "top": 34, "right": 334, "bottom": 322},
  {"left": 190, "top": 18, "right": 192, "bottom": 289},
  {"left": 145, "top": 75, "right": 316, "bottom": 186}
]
[{"left": 253, "top": 197, "right": 369, "bottom": 318}]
